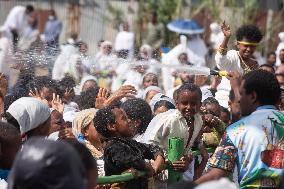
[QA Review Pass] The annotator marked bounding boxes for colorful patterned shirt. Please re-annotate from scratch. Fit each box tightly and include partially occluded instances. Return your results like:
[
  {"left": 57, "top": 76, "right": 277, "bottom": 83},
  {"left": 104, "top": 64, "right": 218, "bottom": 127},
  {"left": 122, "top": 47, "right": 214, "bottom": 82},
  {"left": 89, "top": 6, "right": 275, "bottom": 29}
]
[{"left": 207, "top": 105, "right": 284, "bottom": 188}]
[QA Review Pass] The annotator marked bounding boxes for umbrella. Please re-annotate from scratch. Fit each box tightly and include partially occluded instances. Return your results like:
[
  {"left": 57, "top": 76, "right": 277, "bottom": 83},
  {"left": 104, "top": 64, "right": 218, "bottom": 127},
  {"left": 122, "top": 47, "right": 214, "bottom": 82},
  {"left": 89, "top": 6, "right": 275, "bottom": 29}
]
[{"left": 167, "top": 19, "right": 204, "bottom": 34}]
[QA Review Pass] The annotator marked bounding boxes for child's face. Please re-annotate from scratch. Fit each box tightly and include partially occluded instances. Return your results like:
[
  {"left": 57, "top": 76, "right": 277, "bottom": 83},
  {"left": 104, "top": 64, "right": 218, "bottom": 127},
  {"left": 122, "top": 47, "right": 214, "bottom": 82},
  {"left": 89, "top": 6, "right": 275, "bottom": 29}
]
[
  {"left": 112, "top": 108, "right": 135, "bottom": 138},
  {"left": 237, "top": 38, "right": 257, "bottom": 59},
  {"left": 176, "top": 90, "right": 201, "bottom": 119}
]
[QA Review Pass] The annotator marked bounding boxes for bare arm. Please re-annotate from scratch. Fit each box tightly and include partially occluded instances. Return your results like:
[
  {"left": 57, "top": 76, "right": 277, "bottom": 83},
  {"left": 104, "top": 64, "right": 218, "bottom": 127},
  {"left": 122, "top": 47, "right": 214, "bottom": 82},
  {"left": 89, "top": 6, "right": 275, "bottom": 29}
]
[{"left": 194, "top": 168, "right": 227, "bottom": 184}]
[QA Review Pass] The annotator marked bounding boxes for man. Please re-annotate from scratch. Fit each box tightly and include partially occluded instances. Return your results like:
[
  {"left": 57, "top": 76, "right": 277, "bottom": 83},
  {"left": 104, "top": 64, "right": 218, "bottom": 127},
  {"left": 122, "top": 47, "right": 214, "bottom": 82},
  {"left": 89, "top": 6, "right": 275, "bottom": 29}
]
[
  {"left": 195, "top": 70, "right": 283, "bottom": 188},
  {"left": 42, "top": 10, "right": 62, "bottom": 48},
  {"left": 3, "top": 5, "right": 35, "bottom": 51}
]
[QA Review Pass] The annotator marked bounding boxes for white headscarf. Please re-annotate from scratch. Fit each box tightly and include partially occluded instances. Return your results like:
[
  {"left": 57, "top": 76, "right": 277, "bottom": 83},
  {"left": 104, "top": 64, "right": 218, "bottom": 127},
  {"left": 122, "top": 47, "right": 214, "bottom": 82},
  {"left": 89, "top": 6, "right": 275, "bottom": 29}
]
[
  {"left": 142, "top": 86, "right": 163, "bottom": 100},
  {"left": 149, "top": 93, "right": 175, "bottom": 112},
  {"left": 7, "top": 97, "right": 51, "bottom": 135}
]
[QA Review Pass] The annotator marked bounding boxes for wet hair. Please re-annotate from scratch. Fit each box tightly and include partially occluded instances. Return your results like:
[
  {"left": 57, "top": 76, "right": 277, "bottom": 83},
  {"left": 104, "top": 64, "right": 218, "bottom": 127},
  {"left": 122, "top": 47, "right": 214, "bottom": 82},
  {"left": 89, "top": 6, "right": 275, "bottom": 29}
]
[
  {"left": 243, "top": 69, "right": 280, "bottom": 105},
  {"left": 25, "top": 5, "right": 34, "bottom": 14},
  {"left": 28, "top": 76, "right": 58, "bottom": 94},
  {"left": 121, "top": 98, "right": 152, "bottom": 134},
  {"left": 236, "top": 25, "right": 262, "bottom": 43},
  {"left": 202, "top": 97, "right": 219, "bottom": 106},
  {"left": 57, "top": 76, "right": 76, "bottom": 97},
  {"left": 63, "top": 139, "right": 97, "bottom": 171},
  {"left": 0, "top": 122, "right": 20, "bottom": 147},
  {"left": 77, "top": 88, "right": 99, "bottom": 110},
  {"left": 267, "top": 51, "right": 276, "bottom": 58},
  {"left": 154, "top": 100, "right": 175, "bottom": 112},
  {"left": 94, "top": 106, "right": 116, "bottom": 138},
  {"left": 175, "top": 83, "right": 202, "bottom": 101},
  {"left": 259, "top": 64, "right": 275, "bottom": 72}
]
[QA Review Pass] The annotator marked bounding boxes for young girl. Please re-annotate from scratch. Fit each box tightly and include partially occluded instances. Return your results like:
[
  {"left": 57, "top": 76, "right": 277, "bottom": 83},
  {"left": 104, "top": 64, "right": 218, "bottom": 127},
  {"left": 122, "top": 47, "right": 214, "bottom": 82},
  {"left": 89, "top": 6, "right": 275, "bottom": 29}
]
[
  {"left": 142, "top": 83, "right": 208, "bottom": 183},
  {"left": 94, "top": 106, "right": 164, "bottom": 189}
]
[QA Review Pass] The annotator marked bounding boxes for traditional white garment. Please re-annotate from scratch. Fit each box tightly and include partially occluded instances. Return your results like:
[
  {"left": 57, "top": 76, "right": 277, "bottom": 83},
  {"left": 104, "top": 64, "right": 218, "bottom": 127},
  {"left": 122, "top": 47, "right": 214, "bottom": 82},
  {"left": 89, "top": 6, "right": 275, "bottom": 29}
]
[
  {"left": 142, "top": 109, "right": 203, "bottom": 183},
  {"left": 63, "top": 54, "right": 84, "bottom": 82},
  {"left": 187, "top": 35, "right": 208, "bottom": 64},
  {"left": 142, "top": 86, "right": 163, "bottom": 100},
  {"left": 52, "top": 44, "right": 78, "bottom": 80},
  {"left": 209, "top": 22, "right": 224, "bottom": 49},
  {"left": 122, "top": 69, "right": 143, "bottom": 90},
  {"left": 7, "top": 97, "right": 51, "bottom": 135},
  {"left": 149, "top": 93, "right": 175, "bottom": 112},
  {"left": 162, "top": 36, "right": 205, "bottom": 92},
  {"left": 17, "top": 27, "right": 39, "bottom": 51},
  {"left": 141, "top": 109, "right": 203, "bottom": 152},
  {"left": 215, "top": 49, "right": 244, "bottom": 74},
  {"left": 0, "top": 36, "right": 13, "bottom": 81},
  {"left": 114, "top": 30, "right": 134, "bottom": 59},
  {"left": 276, "top": 32, "right": 284, "bottom": 66},
  {"left": 3, "top": 6, "right": 28, "bottom": 37}
]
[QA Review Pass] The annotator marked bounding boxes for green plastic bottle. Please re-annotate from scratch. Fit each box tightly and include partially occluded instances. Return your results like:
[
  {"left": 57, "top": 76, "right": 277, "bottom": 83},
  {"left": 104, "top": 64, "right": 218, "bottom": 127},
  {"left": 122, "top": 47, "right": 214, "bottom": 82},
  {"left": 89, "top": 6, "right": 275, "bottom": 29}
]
[{"left": 168, "top": 137, "right": 184, "bottom": 184}]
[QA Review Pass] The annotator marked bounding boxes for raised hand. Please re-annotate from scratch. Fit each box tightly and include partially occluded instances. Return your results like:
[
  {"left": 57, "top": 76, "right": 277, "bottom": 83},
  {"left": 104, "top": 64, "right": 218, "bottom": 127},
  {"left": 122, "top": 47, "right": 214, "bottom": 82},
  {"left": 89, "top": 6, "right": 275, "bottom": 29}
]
[
  {"left": 29, "top": 88, "right": 49, "bottom": 106},
  {"left": 221, "top": 20, "right": 231, "bottom": 38},
  {"left": 104, "top": 85, "right": 137, "bottom": 106},
  {"left": 95, "top": 88, "right": 110, "bottom": 109},
  {"left": 52, "top": 93, "right": 64, "bottom": 114}
]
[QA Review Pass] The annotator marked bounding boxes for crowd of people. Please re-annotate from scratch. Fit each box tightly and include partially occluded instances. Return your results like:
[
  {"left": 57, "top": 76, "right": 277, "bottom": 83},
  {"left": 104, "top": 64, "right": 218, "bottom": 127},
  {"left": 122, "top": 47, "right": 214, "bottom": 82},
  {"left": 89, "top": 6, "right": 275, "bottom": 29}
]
[{"left": 1, "top": 4, "right": 284, "bottom": 189}]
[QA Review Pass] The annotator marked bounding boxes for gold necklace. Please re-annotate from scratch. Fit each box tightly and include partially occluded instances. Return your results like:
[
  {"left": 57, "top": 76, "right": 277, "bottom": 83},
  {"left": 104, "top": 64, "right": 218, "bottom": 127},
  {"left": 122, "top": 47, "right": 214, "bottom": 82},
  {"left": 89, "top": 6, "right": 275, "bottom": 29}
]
[{"left": 238, "top": 52, "right": 256, "bottom": 74}]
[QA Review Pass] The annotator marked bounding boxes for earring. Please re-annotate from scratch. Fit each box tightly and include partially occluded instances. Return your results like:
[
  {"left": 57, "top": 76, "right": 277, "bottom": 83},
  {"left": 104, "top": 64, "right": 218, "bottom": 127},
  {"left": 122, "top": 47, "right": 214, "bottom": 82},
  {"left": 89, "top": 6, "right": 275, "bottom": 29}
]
[{"left": 78, "top": 133, "right": 85, "bottom": 142}]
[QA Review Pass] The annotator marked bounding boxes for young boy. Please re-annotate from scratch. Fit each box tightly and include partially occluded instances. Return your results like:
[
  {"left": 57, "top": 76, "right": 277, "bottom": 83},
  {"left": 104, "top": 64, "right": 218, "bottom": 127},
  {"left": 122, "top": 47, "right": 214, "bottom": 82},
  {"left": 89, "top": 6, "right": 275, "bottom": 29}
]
[
  {"left": 216, "top": 21, "right": 263, "bottom": 74},
  {"left": 94, "top": 105, "right": 164, "bottom": 189},
  {"left": 142, "top": 83, "right": 208, "bottom": 182}
]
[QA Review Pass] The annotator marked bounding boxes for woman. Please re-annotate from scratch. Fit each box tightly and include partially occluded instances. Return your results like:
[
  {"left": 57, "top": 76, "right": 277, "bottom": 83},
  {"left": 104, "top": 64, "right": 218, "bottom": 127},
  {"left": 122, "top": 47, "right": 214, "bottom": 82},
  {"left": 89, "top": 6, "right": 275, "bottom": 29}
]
[{"left": 72, "top": 109, "right": 104, "bottom": 176}]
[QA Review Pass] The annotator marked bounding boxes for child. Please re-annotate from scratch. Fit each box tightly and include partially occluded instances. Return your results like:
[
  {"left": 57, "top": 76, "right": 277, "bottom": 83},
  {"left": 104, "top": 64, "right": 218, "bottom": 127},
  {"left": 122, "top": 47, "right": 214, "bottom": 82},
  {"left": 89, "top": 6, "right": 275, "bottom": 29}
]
[
  {"left": 142, "top": 83, "right": 208, "bottom": 182},
  {"left": 201, "top": 97, "right": 226, "bottom": 147},
  {"left": 216, "top": 21, "right": 263, "bottom": 74},
  {"left": 153, "top": 99, "right": 176, "bottom": 116},
  {"left": 214, "top": 22, "right": 263, "bottom": 108},
  {"left": 94, "top": 106, "right": 164, "bottom": 189}
]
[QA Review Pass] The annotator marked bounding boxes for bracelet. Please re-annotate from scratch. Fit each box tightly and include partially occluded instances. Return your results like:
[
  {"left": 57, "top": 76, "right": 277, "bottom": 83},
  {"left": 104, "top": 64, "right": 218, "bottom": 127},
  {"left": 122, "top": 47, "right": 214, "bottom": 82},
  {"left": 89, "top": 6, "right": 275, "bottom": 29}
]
[{"left": 218, "top": 46, "right": 228, "bottom": 55}]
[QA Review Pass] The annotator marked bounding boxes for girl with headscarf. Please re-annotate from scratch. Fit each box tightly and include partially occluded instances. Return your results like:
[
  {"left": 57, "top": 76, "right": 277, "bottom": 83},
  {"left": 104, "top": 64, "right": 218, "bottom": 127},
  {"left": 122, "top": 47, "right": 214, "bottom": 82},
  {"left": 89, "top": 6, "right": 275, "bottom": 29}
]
[{"left": 72, "top": 109, "right": 104, "bottom": 176}]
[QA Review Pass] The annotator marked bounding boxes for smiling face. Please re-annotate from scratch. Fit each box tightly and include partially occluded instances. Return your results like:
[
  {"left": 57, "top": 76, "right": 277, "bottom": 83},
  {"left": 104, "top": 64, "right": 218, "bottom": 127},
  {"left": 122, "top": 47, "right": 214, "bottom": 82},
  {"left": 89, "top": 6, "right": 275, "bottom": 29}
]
[
  {"left": 237, "top": 38, "right": 257, "bottom": 60},
  {"left": 175, "top": 90, "right": 201, "bottom": 119}
]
